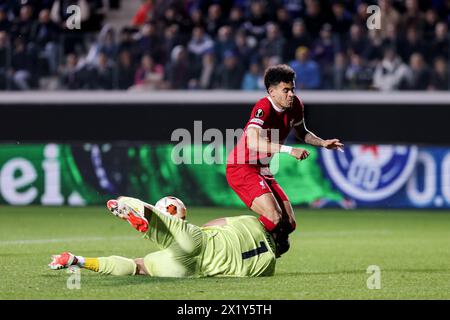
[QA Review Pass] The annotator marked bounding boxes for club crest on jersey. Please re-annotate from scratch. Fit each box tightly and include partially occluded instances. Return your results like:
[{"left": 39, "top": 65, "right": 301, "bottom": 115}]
[
  {"left": 320, "top": 145, "right": 418, "bottom": 202},
  {"left": 255, "top": 109, "right": 264, "bottom": 118}
]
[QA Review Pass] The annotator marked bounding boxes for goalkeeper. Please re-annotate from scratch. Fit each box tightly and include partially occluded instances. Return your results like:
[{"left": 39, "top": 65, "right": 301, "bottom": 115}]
[{"left": 49, "top": 196, "right": 290, "bottom": 277}]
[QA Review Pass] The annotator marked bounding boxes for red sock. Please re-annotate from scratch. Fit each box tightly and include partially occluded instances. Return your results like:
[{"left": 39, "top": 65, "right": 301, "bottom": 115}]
[{"left": 259, "top": 215, "right": 277, "bottom": 232}]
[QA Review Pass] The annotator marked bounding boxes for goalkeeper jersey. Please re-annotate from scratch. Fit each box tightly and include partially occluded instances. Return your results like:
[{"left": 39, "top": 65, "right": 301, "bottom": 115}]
[{"left": 199, "top": 215, "right": 277, "bottom": 277}]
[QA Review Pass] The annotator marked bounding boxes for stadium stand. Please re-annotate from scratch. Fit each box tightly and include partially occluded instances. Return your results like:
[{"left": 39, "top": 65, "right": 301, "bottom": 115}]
[{"left": 0, "top": 0, "right": 448, "bottom": 91}]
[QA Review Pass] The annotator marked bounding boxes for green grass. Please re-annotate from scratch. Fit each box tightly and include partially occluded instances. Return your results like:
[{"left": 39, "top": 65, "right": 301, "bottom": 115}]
[{"left": 0, "top": 206, "right": 449, "bottom": 300}]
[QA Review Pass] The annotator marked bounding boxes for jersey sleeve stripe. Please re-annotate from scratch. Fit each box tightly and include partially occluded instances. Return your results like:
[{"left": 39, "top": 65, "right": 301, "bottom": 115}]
[
  {"left": 249, "top": 118, "right": 264, "bottom": 126},
  {"left": 293, "top": 119, "right": 304, "bottom": 127}
]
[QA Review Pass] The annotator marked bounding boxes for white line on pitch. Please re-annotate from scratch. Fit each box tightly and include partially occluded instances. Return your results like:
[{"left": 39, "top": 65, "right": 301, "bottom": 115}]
[
  {"left": 0, "top": 236, "right": 139, "bottom": 245},
  {"left": 298, "top": 230, "right": 392, "bottom": 238}
]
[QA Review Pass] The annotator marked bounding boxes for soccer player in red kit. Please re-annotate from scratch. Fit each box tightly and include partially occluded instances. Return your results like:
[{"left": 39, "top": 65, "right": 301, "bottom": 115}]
[{"left": 226, "top": 64, "right": 343, "bottom": 251}]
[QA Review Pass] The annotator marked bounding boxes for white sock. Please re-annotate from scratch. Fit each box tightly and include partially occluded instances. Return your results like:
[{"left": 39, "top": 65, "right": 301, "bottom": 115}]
[{"left": 76, "top": 256, "right": 85, "bottom": 267}]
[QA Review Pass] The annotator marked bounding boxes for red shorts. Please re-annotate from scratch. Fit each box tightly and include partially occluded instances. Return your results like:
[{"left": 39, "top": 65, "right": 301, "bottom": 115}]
[{"left": 226, "top": 164, "right": 289, "bottom": 208}]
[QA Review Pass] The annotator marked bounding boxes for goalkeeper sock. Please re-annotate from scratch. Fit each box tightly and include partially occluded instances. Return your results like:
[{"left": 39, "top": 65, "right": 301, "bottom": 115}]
[
  {"left": 75, "top": 256, "right": 85, "bottom": 267},
  {"left": 83, "top": 257, "right": 99, "bottom": 272},
  {"left": 96, "top": 256, "right": 137, "bottom": 276}
]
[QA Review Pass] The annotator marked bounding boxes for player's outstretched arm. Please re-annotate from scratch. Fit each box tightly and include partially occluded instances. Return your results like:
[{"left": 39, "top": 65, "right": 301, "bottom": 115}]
[
  {"left": 247, "top": 126, "right": 310, "bottom": 160},
  {"left": 246, "top": 126, "right": 283, "bottom": 154},
  {"left": 294, "top": 121, "right": 344, "bottom": 152}
]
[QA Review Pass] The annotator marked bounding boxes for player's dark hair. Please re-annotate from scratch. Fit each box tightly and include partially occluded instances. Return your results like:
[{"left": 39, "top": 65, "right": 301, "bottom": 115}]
[{"left": 264, "top": 64, "right": 296, "bottom": 91}]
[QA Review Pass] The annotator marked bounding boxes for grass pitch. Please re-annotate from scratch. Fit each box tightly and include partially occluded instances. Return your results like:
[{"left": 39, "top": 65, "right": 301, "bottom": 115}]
[{"left": 0, "top": 206, "right": 449, "bottom": 300}]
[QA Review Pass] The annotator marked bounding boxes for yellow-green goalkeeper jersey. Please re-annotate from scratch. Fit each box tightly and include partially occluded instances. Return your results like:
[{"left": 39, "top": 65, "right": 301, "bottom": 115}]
[{"left": 199, "top": 215, "right": 277, "bottom": 277}]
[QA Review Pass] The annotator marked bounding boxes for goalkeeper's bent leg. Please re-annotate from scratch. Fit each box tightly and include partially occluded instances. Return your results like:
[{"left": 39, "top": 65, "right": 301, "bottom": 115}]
[
  {"left": 120, "top": 196, "right": 204, "bottom": 252},
  {"left": 81, "top": 256, "right": 137, "bottom": 276}
]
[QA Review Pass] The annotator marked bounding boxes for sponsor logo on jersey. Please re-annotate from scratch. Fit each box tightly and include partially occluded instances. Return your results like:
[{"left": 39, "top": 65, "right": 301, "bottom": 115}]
[
  {"left": 259, "top": 180, "right": 266, "bottom": 189},
  {"left": 255, "top": 109, "right": 264, "bottom": 118},
  {"left": 321, "top": 145, "right": 418, "bottom": 201}
]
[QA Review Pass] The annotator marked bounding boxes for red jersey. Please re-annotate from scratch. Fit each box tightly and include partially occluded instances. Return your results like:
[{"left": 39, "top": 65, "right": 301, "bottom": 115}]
[{"left": 227, "top": 96, "right": 305, "bottom": 167}]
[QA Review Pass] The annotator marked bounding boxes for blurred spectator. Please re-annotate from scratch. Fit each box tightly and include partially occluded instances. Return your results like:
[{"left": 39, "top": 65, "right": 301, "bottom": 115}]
[
  {"left": 164, "top": 45, "right": 192, "bottom": 89},
  {"left": 159, "top": 4, "right": 191, "bottom": 38},
  {"left": 423, "top": 8, "right": 439, "bottom": 42},
  {"left": 234, "top": 28, "right": 256, "bottom": 70},
  {"left": 213, "top": 50, "right": 244, "bottom": 89},
  {"left": 116, "top": 50, "right": 135, "bottom": 90},
  {"left": 0, "top": 30, "right": 9, "bottom": 89},
  {"left": 345, "top": 24, "right": 370, "bottom": 59},
  {"left": 189, "top": 50, "right": 216, "bottom": 90},
  {"left": 330, "top": 1, "right": 352, "bottom": 38},
  {"left": 131, "top": 0, "right": 153, "bottom": 27},
  {"left": 132, "top": 53, "right": 164, "bottom": 90},
  {"left": 283, "top": 18, "right": 311, "bottom": 62},
  {"left": 228, "top": 6, "right": 245, "bottom": 32},
  {"left": 428, "top": 57, "right": 449, "bottom": 90},
  {"left": 187, "top": 26, "right": 214, "bottom": 62},
  {"left": 398, "top": 26, "right": 427, "bottom": 64},
  {"left": 378, "top": 0, "right": 401, "bottom": 38},
  {"left": 373, "top": 47, "right": 410, "bottom": 91},
  {"left": 366, "top": 29, "right": 384, "bottom": 63},
  {"left": 243, "top": 0, "right": 270, "bottom": 41},
  {"left": 86, "top": 24, "right": 118, "bottom": 66},
  {"left": 97, "top": 25, "right": 118, "bottom": 61},
  {"left": 401, "top": 0, "right": 424, "bottom": 30},
  {"left": 118, "top": 27, "right": 141, "bottom": 62},
  {"left": 189, "top": 8, "right": 205, "bottom": 29},
  {"left": 430, "top": 22, "right": 449, "bottom": 61},
  {"left": 282, "top": 0, "right": 304, "bottom": 18},
  {"left": 303, "top": 0, "right": 327, "bottom": 37},
  {"left": 205, "top": 4, "right": 225, "bottom": 37},
  {"left": 59, "top": 52, "right": 85, "bottom": 89},
  {"left": 332, "top": 52, "right": 347, "bottom": 90},
  {"left": 241, "top": 60, "right": 264, "bottom": 90},
  {"left": 433, "top": 0, "right": 450, "bottom": 22},
  {"left": 259, "top": 23, "right": 285, "bottom": 62},
  {"left": 381, "top": 22, "right": 401, "bottom": 52},
  {"left": 275, "top": 7, "right": 292, "bottom": 39},
  {"left": 10, "top": 38, "right": 36, "bottom": 90},
  {"left": 345, "top": 53, "right": 373, "bottom": 90},
  {"left": 214, "top": 25, "right": 235, "bottom": 64},
  {"left": 30, "top": 8, "right": 60, "bottom": 74},
  {"left": 0, "top": 6, "right": 11, "bottom": 32},
  {"left": 136, "top": 22, "right": 161, "bottom": 63},
  {"left": 289, "top": 46, "right": 321, "bottom": 90},
  {"left": 402, "top": 52, "right": 430, "bottom": 90},
  {"left": 262, "top": 55, "right": 282, "bottom": 71},
  {"left": 10, "top": 4, "right": 35, "bottom": 43},
  {"left": 92, "top": 51, "right": 114, "bottom": 89},
  {"left": 312, "top": 23, "right": 337, "bottom": 89},
  {"left": 160, "top": 24, "right": 182, "bottom": 65},
  {"left": 353, "top": 2, "right": 369, "bottom": 27}
]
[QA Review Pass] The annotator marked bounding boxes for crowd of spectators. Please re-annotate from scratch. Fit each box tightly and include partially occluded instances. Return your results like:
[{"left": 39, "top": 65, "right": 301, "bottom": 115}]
[{"left": 0, "top": 0, "right": 449, "bottom": 91}]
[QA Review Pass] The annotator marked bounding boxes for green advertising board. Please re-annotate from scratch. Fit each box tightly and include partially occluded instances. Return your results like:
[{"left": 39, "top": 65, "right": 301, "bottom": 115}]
[{"left": 0, "top": 143, "right": 342, "bottom": 206}]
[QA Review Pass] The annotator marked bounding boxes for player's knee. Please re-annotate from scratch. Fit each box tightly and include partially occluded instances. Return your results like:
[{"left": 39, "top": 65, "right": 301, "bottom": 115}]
[{"left": 134, "top": 258, "right": 149, "bottom": 276}]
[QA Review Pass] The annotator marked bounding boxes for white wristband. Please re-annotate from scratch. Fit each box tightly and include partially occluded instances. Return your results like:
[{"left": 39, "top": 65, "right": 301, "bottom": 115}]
[{"left": 280, "top": 145, "right": 293, "bottom": 154}]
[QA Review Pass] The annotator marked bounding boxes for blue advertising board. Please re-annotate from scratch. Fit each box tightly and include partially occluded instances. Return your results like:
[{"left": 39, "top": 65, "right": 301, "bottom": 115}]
[{"left": 319, "top": 145, "right": 450, "bottom": 208}]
